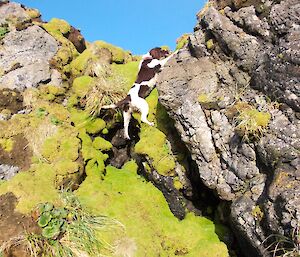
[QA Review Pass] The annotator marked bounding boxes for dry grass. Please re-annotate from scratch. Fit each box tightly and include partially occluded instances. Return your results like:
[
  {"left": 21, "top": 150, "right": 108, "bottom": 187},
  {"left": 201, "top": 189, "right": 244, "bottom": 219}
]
[
  {"left": 85, "top": 76, "right": 127, "bottom": 117},
  {"left": 113, "top": 237, "right": 137, "bottom": 257},
  {"left": 263, "top": 222, "right": 300, "bottom": 257}
]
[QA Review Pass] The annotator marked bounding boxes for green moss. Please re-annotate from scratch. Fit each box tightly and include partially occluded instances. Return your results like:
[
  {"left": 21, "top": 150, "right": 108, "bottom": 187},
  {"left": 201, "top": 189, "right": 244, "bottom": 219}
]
[
  {"left": 92, "top": 137, "right": 112, "bottom": 151},
  {"left": 235, "top": 107, "right": 271, "bottom": 140},
  {"left": 135, "top": 126, "right": 176, "bottom": 176},
  {"left": 70, "top": 109, "right": 106, "bottom": 134},
  {"left": 70, "top": 48, "right": 94, "bottom": 77},
  {"left": 252, "top": 205, "right": 264, "bottom": 221},
  {"left": 43, "top": 18, "right": 71, "bottom": 35},
  {"left": 0, "top": 163, "right": 59, "bottom": 213},
  {"left": 206, "top": 39, "right": 214, "bottom": 50},
  {"left": 78, "top": 129, "right": 107, "bottom": 179},
  {"left": 160, "top": 45, "right": 170, "bottom": 51},
  {"left": 42, "top": 18, "right": 78, "bottom": 75},
  {"left": 0, "top": 138, "right": 14, "bottom": 152},
  {"left": 111, "top": 61, "right": 139, "bottom": 91},
  {"left": 66, "top": 94, "right": 79, "bottom": 107},
  {"left": 72, "top": 76, "right": 94, "bottom": 97},
  {"left": 176, "top": 34, "right": 190, "bottom": 50},
  {"left": 39, "top": 85, "right": 65, "bottom": 101},
  {"left": 86, "top": 118, "right": 106, "bottom": 134},
  {"left": 41, "top": 127, "right": 80, "bottom": 162},
  {"left": 76, "top": 161, "right": 229, "bottom": 257},
  {"left": 173, "top": 177, "right": 184, "bottom": 191},
  {"left": 102, "top": 128, "right": 109, "bottom": 135},
  {"left": 94, "top": 40, "right": 131, "bottom": 64},
  {"left": 0, "top": 26, "right": 9, "bottom": 40},
  {"left": 134, "top": 89, "right": 176, "bottom": 176},
  {"left": 79, "top": 130, "right": 108, "bottom": 161},
  {"left": 198, "top": 93, "right": 221, "bottom": 109},
  {"left": 54, "top": 159, "right": 79, "bottom": 175},
  {"left": 198, "top": 93, "right": 211, "bottom": 103}
]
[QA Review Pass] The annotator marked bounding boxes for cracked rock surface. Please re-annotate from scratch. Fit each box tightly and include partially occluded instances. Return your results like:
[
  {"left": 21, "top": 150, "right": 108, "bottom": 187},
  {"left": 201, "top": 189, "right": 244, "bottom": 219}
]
[{"left": 157, "top": 0, "right": 300, "bottom": 256}]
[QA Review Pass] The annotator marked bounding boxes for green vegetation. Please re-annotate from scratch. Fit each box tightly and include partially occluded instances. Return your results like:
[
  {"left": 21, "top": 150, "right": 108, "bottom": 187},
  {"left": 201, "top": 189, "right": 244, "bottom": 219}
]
[
  {"left": 0, "top": 27, "right": 230, "bottom": 257},
  {"left": 94, "top": 40, "right": 132, "bottom": 64},
  {"left": 25, "top": 8, "right": 41, "bottom": 19},
  {"left": 72, "top": 75, "right": 94, "bottom": 97},
  {"left": 77, "top": 161, "right": 229, "bottom": 257},
  {"left": 252, "top": 205, "right": 264, "bottom": 221},
  {"left": 111, "top": 61, "right": 139, "bottom": 90},
  {"left": 134, "top": 89, "right": 177, "bottom": 176},
  {"left": 264, "top": 226, "right": 300, "bottom": 257},
  {"left": 0, "top": 138, "right": 14, "bottom": 152},
  {"left": 206, "top": 39, "right": 214, "bottom": 49},
  {"left": 0, "top": 26, "right": 9, "bottom": 40},
  {"left": 92, "top": 136, "right": 112, "bottom": 151},
  {"left": 41, "top": 18, "right": 78, "bottom": 76},
  {"left": 234, "top": 103, "right": 271, "bottom": 141},
  {"left": 176, "top": 34, "right": 190, "bottom": 50},
  {"left": 0, "top": 193, "right": 122, "bottom": 257}
]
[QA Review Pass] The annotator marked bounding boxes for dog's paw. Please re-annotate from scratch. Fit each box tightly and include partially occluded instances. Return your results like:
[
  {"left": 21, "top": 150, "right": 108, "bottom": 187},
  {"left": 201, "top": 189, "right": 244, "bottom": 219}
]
[{"left": 124, "top": 134, "right": 131, "bottom": 140}]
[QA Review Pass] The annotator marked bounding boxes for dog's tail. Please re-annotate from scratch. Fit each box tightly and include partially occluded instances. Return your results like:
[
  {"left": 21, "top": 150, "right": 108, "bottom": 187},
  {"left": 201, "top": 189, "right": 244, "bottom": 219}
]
[
  {"left": 101, "top": 104, "right": 117, "bottom": 109},
  {"left": 101, "top": 95, "right": 131, "bottom": 111}
]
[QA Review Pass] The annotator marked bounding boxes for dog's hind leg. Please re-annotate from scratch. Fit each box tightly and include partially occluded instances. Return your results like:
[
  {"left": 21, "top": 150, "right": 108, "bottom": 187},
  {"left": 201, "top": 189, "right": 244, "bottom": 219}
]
[
  {"left": 136, "top": 98, "right": 154, "bottom": 126},
  {"left": 123, "top": 108, "right": 132, "bottom": 139}
]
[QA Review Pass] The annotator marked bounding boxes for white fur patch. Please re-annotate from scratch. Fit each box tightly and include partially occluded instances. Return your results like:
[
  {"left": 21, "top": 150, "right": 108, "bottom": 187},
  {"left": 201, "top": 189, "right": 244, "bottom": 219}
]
[{"left": 147, "top": 59, "right": 160, "bottom": 68}]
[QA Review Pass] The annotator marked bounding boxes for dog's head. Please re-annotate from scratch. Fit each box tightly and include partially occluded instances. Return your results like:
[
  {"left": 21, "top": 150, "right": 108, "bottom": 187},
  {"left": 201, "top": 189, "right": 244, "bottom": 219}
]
[{"left": 149, "top": 47, "right": 170, "bottom": 60}]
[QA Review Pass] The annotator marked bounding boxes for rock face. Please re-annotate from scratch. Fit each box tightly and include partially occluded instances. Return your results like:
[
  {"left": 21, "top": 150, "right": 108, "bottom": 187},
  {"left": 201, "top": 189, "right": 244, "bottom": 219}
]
[
  {"left": 0, "top": 25, "right": 59, "bottom": 91},
  {"left": 157, "top": 0, "right": 300, "bottom": 256}
]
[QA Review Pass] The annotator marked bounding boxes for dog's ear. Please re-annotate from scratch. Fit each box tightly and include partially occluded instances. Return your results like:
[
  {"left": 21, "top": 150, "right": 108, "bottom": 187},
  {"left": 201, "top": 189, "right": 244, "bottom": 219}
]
[{"left": 150, "top": 47, "right": 169, "bottom": 59}]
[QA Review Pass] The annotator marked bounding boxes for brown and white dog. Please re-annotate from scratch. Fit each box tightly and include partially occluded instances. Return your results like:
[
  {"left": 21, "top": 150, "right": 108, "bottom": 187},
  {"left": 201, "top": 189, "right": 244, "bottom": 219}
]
[{"left": 103, "top": 47, "right": 175, "bottom": 139}]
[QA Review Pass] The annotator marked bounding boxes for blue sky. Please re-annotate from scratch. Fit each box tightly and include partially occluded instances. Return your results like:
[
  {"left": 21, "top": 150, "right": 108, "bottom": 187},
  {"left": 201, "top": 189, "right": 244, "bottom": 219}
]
[{"left": 17, "top": 0, "right": 205, "bottom": 55}]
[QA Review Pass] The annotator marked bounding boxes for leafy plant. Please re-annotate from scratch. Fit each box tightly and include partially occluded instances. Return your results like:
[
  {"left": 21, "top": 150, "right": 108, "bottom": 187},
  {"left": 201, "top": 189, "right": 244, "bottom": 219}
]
[
  {"left": 0, "top": 25, "right": 9, "bottom": 40},
  {"left": 1, "top": 192, "right": 124, "bottom": 257},
  {"left": 36, "top": 202, "right": 67, "bottom": 240},
  {"left": 50, "top": 115, "right": 63, "bottom": 125},
  {"left": 35, "top": 107, "right": 48, "bottom": 118}
]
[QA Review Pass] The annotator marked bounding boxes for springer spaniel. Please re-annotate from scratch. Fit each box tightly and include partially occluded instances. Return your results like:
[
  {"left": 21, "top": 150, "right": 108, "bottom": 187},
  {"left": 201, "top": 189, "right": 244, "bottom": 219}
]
[{"left": 103, "top": 47, "right": 175, "bottom": 139}]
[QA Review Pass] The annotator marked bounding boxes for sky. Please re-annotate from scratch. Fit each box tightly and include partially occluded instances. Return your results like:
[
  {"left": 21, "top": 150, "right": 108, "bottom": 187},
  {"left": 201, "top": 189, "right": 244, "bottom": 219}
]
[{"left": 17, "top": 0, "right": 205, "bottom": 55}]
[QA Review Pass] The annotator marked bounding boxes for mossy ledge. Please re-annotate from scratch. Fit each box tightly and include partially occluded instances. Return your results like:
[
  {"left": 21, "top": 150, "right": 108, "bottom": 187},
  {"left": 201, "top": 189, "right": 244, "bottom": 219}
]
[{"left": 76, "top": 161, "right": 229, "bottom": 257}]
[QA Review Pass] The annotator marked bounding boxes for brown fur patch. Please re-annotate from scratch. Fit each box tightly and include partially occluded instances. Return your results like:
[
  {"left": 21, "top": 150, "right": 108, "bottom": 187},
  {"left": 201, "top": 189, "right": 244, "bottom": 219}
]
[{"left": 138, "top": 85, "right": 151, "bottom": 98}]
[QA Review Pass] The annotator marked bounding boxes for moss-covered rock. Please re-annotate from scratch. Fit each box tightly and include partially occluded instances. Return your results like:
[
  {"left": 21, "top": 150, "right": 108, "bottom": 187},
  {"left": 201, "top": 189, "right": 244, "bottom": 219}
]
[
  {"left": 134, "top": 89, "right": 176, "bottom": 176},
  {"left": 76, "top": 161, "right": 229, "bottom": 257},
  {"left": 176, "top": 34, "right": 190, "bottom": 50},
  {"left": 41, "top": 18, "right": 78, "bottom": 76},
  {"left": 94, "top": 40, "right": 132, "bottom": 64},
  {"left": 43, "top": 18, "right": 71, "bottom": 35},
  {"left": 0, "top": 162, "right": 60, "bottom": 213},
  {"left": 72, "top": 75, "right": 94, "bottom": 97},
  {"left": 92, "top": 137, "right": 112, "bottom": 151}
]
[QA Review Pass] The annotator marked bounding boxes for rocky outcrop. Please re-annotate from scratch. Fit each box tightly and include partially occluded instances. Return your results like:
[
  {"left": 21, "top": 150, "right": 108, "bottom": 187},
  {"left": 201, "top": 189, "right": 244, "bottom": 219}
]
[
  {"left": 0, "top": 25, "right": 59, "bottom": 90},
  {"left": 157, "top": 0, "right": 300, "bottom": 256}
]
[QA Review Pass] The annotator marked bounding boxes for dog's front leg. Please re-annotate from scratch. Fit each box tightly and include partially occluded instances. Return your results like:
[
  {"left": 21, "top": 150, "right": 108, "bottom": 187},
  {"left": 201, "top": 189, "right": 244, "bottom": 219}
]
[
  {"left": 123, "top": 109, "right": 132, "bottom": 139},
  {"left": 159, "top": 50, "right": 179, "bottom": 67}
]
